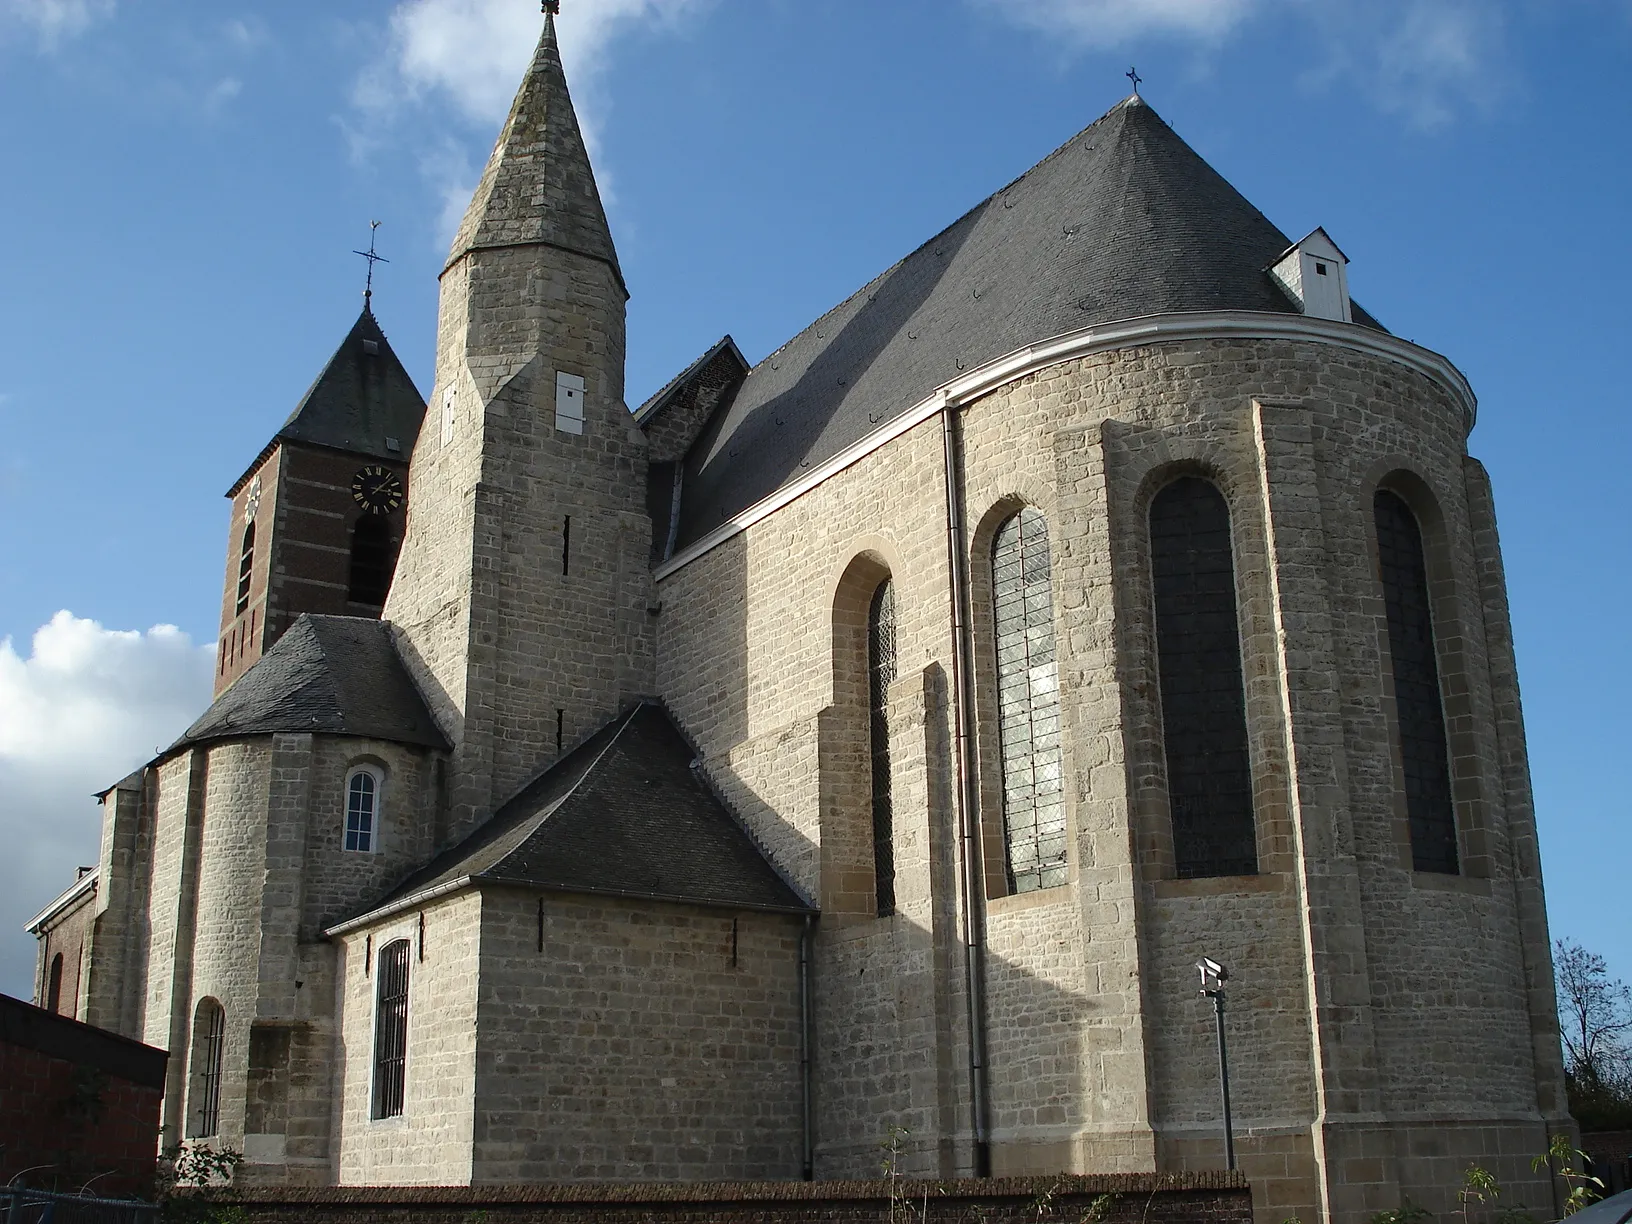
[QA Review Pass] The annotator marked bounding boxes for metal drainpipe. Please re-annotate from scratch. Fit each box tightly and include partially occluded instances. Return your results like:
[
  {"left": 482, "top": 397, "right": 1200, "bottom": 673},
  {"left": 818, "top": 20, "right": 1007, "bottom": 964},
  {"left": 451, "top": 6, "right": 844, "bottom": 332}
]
[
  {"left": 799, "top": 913, "right": 815, "bottom": 1180},
  {"left": 942, "top": 401, "right": 993, "bottom": 1178}
]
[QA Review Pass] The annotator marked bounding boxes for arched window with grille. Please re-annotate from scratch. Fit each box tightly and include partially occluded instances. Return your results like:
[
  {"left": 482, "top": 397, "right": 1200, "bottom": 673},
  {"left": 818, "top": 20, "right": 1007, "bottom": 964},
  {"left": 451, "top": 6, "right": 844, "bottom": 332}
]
[
  {"left": 1374, "top": 488, "right": 1458, "bottom": 874},
  {"left": 345, "top": 766, "right": 382, "bottom": 853},
  {"left": 348, "top": 516, "right": 396, "bottom": 608},
  {"left": 372, "top": 939, "right": 411, "bottom": 1119},
  {"left": 46, "top": 952, "right": 63, "bottom": 1014},
  {"left": 992, "top": 507, "right": 1066, "bottom": 893},
  {"left": 868, "top": 579, "right": 897, "bottom": 917},
  {"left": 1149, "top": 477, "right": 1257, "bottom": 878},
  {"left": 187, "top": 998, "right": 226, "bottom": 1138},
  {"left": 235, "top": 522, "right": 255, "bottom": 616}
]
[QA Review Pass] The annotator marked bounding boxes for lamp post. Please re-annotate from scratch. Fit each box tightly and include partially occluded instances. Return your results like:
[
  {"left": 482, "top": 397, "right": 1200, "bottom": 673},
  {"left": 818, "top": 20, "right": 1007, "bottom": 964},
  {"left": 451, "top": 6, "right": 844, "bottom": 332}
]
[{"left": 1197, "top": 956, "right": 1235, "bottom": 1171}]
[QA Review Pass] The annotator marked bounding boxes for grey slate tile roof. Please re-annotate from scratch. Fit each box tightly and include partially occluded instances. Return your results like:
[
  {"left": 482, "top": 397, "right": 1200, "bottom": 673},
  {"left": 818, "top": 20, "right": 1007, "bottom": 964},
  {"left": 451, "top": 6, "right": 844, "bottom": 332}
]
[
  {"left": 175, "top": 615, "right": 447, "bottom": 751},
  {"left": 357, "top": 702, "right": 812, "bottom": 920},
  {"left": 674, "top": 95, "right": 1384, "bottom": 550},
  {"left": 228, "top": 307, "right": 427, "bottom": 496}
]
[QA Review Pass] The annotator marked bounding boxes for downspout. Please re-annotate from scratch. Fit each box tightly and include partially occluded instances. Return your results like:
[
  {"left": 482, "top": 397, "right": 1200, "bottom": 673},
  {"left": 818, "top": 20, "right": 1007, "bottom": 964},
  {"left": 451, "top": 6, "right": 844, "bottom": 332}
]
[
  {"left": 942, "top": 401, "right": 993, "bottom": 1177},
  {"left": 799, "top": 913, "right": 815, "bottom": 1180}
]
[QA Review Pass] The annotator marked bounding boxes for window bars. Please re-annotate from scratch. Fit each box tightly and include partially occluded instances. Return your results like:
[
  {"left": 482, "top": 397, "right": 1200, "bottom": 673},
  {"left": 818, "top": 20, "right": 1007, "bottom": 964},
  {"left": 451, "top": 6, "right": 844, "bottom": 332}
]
[
  {"left": 372, "top": 939, "right": 410, "bottom": 1119},
  {"left": 192, "top": 1001, "right": 225, "bottom": 1138}
]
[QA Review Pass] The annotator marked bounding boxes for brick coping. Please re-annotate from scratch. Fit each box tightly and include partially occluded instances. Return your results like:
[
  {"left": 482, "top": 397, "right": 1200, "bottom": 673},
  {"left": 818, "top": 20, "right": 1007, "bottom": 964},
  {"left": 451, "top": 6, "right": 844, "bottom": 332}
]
[{"left": 237, "top": 1172, "right": 1247, "bottom": 1205}]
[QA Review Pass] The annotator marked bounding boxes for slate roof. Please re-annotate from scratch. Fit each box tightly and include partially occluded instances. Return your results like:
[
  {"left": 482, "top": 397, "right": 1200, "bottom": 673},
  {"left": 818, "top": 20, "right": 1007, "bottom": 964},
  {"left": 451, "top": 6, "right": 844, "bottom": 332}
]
[
  {"left": 352, "top": 702, "right": 811, "bottom": 922},
  {"left": 228, "top": 307, "right": 427, "bottom": 496},
  {"left": 175, "top": 615, "right": 447, "bottom": 751},
  {"left": 674, "top": 95, "right": 1384, "bottom": 551}
]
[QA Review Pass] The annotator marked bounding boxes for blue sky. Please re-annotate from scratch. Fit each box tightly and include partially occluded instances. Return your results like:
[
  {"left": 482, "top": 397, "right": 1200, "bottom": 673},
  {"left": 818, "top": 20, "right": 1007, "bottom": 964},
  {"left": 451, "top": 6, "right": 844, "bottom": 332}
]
[{"left": 1, "top": 0, "right": 1628, "bottom": 1005}]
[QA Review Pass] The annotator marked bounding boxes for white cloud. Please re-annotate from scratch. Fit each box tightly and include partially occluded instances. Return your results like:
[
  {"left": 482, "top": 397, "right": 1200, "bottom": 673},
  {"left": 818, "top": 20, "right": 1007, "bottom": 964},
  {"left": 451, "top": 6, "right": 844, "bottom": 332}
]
[
  {"left": 0, "top": 611, "right": 214, "bottom": 999},
  {"left": 970, "top": 0, "right": 1507, "bottom": 126},
  {"left": 0, "top": 0, "right": 113, "bottom": 49}
]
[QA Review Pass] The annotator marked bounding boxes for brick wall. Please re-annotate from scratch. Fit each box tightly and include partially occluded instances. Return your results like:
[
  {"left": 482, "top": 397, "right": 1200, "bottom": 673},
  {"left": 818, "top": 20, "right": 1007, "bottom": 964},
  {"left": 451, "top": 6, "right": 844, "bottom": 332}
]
[
  {"left": 230, "top": 1172, "right": 1251, "bottom": 1224},
  {"left": 0, "top": 992, "right": 166, "bottom": 1197}
]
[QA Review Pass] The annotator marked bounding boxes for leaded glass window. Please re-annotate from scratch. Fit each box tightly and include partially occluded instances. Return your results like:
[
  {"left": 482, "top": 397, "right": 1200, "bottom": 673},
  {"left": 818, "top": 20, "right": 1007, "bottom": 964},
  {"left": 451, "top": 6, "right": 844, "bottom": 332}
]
[
  {"left": 868, "top": 579, "right": 897, "bottom": 917},
  {"left": 1150, "top": 477, "right": 1257, "bottom": 877},
  {"left": 348, "top": 516, "right": 395, "bottom": 607},
  {"left": 1374, "top": 489, "right": 1458, "bottom": 874},
  {"left": 992, "top": 508, "right": 1066, "bottom": 893},
  {"left": 346, "top": 768, "right": 378, "bottom": 853},
  {"left": 372, "top": 939, "right": 410, "bottom": 1119}
]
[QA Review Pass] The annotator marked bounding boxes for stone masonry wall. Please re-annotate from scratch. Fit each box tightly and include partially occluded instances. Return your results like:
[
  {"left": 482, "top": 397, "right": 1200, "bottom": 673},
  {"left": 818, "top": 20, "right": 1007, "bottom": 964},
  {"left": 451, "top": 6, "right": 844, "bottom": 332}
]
[
  {"left": 336, "top": 890, "right": 480, "bottom": 1185},
  {"left": 653, "top": 334, "right": 1564, "bottom": 1223},
  {"left": 471, "top": 888, "right": 805, "bottom": 1182}
]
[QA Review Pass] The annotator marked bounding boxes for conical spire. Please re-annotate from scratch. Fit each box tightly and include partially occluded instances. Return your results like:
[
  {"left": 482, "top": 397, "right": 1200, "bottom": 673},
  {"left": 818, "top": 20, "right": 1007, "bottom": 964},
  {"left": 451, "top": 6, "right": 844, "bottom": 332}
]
[{"left": 447, "top": 12, "right": 622, "bottom": 288}]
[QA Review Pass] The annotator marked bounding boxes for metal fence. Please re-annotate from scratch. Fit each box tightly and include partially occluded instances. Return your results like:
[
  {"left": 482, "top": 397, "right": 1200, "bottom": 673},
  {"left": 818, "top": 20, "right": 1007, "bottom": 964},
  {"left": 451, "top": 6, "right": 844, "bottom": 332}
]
[{"left": 1, "top": 1188, "right": 159, "bottom": 1224}]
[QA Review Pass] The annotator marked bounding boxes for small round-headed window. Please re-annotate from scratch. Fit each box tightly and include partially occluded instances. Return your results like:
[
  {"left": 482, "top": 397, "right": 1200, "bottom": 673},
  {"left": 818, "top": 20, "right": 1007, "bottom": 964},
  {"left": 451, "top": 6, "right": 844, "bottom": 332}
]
[{"left": 345, "top": 765, "right": 384, "bottom": 853}]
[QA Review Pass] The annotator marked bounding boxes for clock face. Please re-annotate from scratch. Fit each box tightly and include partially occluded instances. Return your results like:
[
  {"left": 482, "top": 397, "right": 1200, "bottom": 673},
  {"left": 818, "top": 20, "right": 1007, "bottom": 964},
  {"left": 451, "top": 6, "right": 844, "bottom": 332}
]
[
  {"left": 244, "top": 474, "right": 262, "bottom": 523},
  {"left": 351, "top": 465, "right": 403, "bottom": 515}
]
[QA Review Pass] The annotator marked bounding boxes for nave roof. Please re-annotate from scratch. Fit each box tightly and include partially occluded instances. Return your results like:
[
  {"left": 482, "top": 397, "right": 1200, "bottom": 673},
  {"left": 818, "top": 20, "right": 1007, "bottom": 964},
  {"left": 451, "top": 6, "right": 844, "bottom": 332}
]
[{"left": 672, "top": 95, "right": 1384, "bottom": 552}]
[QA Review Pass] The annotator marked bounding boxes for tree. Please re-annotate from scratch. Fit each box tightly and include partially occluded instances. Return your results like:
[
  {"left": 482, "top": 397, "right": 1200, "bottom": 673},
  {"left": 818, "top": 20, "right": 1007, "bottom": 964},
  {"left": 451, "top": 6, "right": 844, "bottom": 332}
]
[{"left": 1554, "top": 938, "right": 1632, "bottom": 1131}]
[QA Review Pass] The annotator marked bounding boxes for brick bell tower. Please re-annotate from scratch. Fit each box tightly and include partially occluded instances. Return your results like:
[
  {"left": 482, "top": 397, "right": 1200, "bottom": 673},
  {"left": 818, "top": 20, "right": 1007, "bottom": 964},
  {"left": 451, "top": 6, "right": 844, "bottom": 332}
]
[
  {"left": 216, "top": 305, "right": 427, "bottom": 694},
  {"left": 384, "top": 8, "right": 655, "bottom": 839}
]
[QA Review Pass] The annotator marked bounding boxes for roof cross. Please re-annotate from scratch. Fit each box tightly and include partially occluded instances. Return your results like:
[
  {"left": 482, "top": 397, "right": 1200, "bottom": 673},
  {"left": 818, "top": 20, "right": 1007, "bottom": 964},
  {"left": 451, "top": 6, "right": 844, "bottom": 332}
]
[
  {"left": 353, "top": 220, "right": 389, "bottom": 309},
  {"left": 1126, "top": 66, "right": 1142, "bottom": 95}
]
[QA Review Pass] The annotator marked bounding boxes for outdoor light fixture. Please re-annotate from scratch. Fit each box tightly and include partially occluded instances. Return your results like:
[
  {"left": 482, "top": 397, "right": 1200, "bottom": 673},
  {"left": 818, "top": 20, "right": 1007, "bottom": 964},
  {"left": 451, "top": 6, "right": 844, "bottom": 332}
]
[{"left": 1197, "top": 956, "right": 1236, "bottom": 1171}]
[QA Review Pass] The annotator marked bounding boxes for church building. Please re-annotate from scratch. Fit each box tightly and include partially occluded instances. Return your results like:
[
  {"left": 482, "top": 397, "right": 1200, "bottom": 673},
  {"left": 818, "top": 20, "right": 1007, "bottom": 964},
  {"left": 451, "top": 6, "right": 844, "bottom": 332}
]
[{"left": 28, "top": 11, "right": 1570, "bottom": 1222}]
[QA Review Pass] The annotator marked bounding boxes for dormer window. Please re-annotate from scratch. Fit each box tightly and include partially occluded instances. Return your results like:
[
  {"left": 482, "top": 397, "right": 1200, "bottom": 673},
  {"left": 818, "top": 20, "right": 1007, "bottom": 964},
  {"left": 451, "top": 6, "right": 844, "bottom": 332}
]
[{"left": 1269, "top": 228, "right": 1352, "bottom": 323}]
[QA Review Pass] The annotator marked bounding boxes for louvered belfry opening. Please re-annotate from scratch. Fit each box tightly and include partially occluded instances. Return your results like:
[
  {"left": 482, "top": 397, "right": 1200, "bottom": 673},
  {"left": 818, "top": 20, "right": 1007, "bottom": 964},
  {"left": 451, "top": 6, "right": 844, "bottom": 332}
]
[
  {"left": 348, "top": 516, "right": 396, "bottom": 607},
  {"left": 1374, "top": 489, "right": 1458, "bottom": 874},
  {"left": 189, "top": 998, "right": 226, "bottom": 1138},
  {"left": 868, "top": 579, "right": 898, "bottom": 917},
  {"left": 372, "top": 939, "right": 410, "bottom": 1119},
  {"left": 1150, "top": 477, "right": 1257, "bottom": 877},
  {"left": 992, "top": 508, "right": 1067, "bottom": 893},
  {"left": 235, "top": 522, "right": 255, "bottom": 615}
]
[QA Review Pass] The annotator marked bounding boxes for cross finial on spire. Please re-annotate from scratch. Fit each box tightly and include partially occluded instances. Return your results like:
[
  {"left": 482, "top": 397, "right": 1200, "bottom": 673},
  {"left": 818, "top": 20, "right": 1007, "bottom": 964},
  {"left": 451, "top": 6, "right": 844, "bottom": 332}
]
[
  {"left": 353, "top": 220, "right": 389, "bottom": 309},
  {"left": 1126, "top": 66, "right": 1142, "bottom": 94},
  {"left": 542, "top": 0, "right": 559, "bottom": 13}
]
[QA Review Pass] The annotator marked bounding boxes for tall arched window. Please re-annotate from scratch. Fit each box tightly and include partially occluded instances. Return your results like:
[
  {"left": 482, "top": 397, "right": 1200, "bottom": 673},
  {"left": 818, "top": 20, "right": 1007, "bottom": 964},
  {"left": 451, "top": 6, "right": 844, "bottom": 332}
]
[
  {"left": 1374, "top": 489, "right": 1458, "bottom": 874},
  {"left": 187, "top": 998, "right": 226, "bottom": 1138},
  {"left": 348, "top": 517, "right": 395, "bottom": 607},
  {"left": 46, "top": 952, "right": 63, "bottom": 1013},
  {"left": 868, "top": 579, "right": 897, "bottom": 917},
  {"left": 345, "top": 766, "right": 382, "bottom": 852},
  {"left": 1150, "top": 477, "right": 1256, "bottom": 878},
  {"left": 235, "top": 523, "right": 255, "bottom": 615},
  {"left": 992, "top": 508, "right": 1066, "bottom": 893},
  {"left": 372, "top": 939, "right": 411, "bottom": 1119}
]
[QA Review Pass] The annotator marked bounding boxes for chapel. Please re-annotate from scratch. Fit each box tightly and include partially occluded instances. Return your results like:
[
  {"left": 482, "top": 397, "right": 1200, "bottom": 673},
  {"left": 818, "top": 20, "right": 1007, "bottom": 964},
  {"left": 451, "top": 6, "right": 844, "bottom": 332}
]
[{"left": 27, "top": 11, "right": 1570, "bottom": 1222}]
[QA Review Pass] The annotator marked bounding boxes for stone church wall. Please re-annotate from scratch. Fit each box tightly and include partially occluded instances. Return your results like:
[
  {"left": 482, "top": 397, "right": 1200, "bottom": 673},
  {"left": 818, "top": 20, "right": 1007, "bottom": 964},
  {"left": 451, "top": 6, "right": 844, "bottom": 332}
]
[
  {"left": 335, "top": 890, "right": 481, "bottom": 1185},
  {"left": 652, "top": 334, "right": 1564, "bottom": 1221},
  {"left": 470, "top": 889, "right": 804, "bottom": 1183}
]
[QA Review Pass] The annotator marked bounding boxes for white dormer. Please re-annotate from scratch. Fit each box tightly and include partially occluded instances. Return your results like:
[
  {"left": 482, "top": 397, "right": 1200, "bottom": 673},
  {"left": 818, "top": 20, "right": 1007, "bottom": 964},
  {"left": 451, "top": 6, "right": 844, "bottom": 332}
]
[{"left": 1269, "top": 228, "right": 1352, "bottom": 323}]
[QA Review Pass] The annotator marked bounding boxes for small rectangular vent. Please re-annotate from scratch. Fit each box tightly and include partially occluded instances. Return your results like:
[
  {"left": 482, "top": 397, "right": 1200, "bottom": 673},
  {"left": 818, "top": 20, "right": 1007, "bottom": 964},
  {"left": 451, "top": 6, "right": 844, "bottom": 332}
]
[
  {"left": 555, "top": 371, "right": 586, "bottom": 435},
  {"left": 362, "top": 339, "right": 380, "bottom": 355},
  {"left": 385, "top": 436, "right": 401, "bottom": 453}
]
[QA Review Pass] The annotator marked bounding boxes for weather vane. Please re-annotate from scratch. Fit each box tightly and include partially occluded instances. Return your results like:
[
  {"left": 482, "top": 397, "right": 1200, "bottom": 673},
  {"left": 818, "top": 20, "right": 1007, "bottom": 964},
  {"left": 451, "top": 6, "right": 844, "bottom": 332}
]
[
  {"left": 353, "top": 220, "right": 389, "bottom": 309},
  {"left": 542, "top": 0, "right": 559, "bottom": 13},
  {"left": 1126, "top": 66, "right": 1142, "bottom": 95}
]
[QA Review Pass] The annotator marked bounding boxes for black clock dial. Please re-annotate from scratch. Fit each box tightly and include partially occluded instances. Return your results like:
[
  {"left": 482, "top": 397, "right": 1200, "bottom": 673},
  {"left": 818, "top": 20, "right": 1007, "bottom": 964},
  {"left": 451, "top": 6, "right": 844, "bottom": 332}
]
[{"left": 351, "top": 465, "right": 403, "bottom": 515}]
